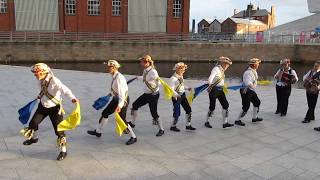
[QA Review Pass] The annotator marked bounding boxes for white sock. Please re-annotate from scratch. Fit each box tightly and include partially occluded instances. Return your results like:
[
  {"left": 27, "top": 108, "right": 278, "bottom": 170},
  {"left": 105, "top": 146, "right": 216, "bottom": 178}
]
[
  {"left": 253, "top": 107, "right": 258, "bottom": 119},
  {"left": 96, "top": 118, "right": 108, "bottom": 133},
  {"left": 157, "top": 118, "right": 164, "bottom": 130},
  {"left": 61, "top": 146, "right": 67, "bottom": 152},
  {"left": 185, "top": 114, "right": 191, "bottom": 126},
  {"left": 131, "top": 110, "right": 137, "bottom": 125},
  {"left": 127, "top": 124, "right": 136, "bottom": 138},
  {"left": 32, "top": 131, "right": 39, "bottom": 139},
  {"left": 222, "top": 109, "right": 228, "bottom": 123},
  {"left": 238, "top": 111, "right": 246, "bottom": 121}
]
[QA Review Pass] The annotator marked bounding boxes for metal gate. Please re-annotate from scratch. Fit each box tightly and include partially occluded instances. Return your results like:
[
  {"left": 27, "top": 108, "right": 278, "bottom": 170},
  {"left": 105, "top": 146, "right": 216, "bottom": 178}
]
[
  {"left": 15, "top": 0, "right": 59, "bottom": 31},
  {"left": 128, "top": 0, "right": 167, "bottom": 33}
]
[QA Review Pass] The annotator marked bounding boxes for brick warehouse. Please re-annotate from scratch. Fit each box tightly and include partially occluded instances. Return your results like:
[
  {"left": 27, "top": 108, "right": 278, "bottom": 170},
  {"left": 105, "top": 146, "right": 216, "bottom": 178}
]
[{"left": 0, "top": 0, "right": 189, "bottom": 33}]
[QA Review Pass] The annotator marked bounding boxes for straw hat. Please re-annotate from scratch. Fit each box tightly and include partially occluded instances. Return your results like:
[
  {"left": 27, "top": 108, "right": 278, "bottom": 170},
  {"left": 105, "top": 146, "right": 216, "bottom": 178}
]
[
  {"left": 218, "top": 56, "right": 232, "bottom": 65},
  {"left": 249, "top": 58, "right": 262, "bottom": 64},
  {"left": 31, "top": 63, "right": 50, "bottom": 73},
  {"left": 173, "top": 62, "right": 188, "bottom": 70},
  {"left": 104, "top": 59, "right": 120, "bottom": 68},
  {"left": 139, "top": 55, "right": 153, "bottom": 63}
]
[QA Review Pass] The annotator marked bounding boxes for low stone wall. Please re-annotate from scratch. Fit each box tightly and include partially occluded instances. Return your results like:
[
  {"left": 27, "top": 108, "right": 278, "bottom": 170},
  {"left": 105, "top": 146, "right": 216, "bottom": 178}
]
[{"left": 0, "top": 41, "right": 319, "bottom": 64}]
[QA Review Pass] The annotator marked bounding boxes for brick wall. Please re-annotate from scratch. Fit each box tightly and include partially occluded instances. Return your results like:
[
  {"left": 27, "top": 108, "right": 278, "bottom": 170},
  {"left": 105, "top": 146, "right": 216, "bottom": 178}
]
[{"left": 0, "top": 42, "right": 319, "bottom": 64}]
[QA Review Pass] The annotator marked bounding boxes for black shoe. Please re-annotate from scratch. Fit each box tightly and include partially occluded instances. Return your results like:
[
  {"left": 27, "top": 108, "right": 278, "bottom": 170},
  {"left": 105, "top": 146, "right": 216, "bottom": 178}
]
[
  {"left": 87, "top": 130, "right": 102, "bottom": 137},
  {"left": 252, "top": 117, "right": 263, "bottom": 122},
  {"left": 235, "top": 120, "right": 246, "bottom": 126},
  {"left": 23, "top": 138, "right": 38, "bottom": 145},
  {"left": 186, "top": 125, "right": 196, "bottom": 131},
  {"left": 314, "top": 127, "right": 320, "bottom": 131},
  {"left": 280, "top": 113, "right": 286, "bottom": 117},
  {"left": 170, "top": 126, "right": 180, "bottom": 132},
  {"left": 302, "top": 119, "right": 311, "bottom": 123},
  {"left": 156, "top": 130, "right": 164, "bottom": 137},
  {"left": 223, "top": 123, "right": 234, "bottom": 128},
  {"left": 152, "top": 119, "right": 158, "bottom": 125},
  {"left": 204, "top": 122, "right": 212, "bottom": 128},
  {"left": 57, "top": 151, "right": 67, "bottom": 161},
  {"left": 126, "top": 137, "right": 137, "bottom": 145},
  {"left": 275, "top": 111, "right": 280, "bottom": 114},
  {"left": 128, "top": 122, "right": 135, "bottom": 128}
]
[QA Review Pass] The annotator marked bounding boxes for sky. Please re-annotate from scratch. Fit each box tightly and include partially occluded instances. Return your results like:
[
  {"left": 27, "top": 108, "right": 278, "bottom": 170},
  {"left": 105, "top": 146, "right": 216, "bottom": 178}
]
[{"left": 190, "top": 0, "right": 312, "bottom": 28}]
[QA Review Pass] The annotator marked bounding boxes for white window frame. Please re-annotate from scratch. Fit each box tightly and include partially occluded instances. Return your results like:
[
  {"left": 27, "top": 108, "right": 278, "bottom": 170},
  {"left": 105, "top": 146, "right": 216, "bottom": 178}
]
[
  {"left": 65, "top": 0, "right": 76, "bottom": 15},
  {"left": 112, "top": 0, "right": 121, "bottom": 16},
  {"left": 88, "top": 0, "right": 100, "bottom": 16},
  {"left": 0, "top": 0, "right": 8, "bottom": 13},
  {"left": 173, "top": 0, "right": 182, "bottom": 18}
]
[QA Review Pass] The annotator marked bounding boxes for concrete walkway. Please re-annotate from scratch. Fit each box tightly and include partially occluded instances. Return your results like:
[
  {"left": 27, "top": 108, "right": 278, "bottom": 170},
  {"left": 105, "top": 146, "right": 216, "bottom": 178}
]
[{"left": 1, "top": 65, "right": 320, "bottom": 180}]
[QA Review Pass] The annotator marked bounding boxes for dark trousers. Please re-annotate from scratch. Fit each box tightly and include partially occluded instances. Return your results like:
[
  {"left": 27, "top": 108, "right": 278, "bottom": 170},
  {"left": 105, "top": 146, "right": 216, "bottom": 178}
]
[
  {"left": 132, "top": 93, "right": 160, "bottom": 119},
  {"left": 276, "top": 85, "right": 292, "bottom": 115},
  {"left": 172, "top": 93, "right": 192, "bottom": 119},
  {"left": 102, "top": 96, "right": 129, "bottom": 123},
  {"left": 240, "top": 88, "right": 261, "bottom": 112},
  {"left": 305, "top": 92, "right": 319, "bottom": 120},
  {"left": 29, "top": 103, "right": 65, "bottom": 137},
  {"left": 209, "top": 88, "right": 229, "bottom": 111}
]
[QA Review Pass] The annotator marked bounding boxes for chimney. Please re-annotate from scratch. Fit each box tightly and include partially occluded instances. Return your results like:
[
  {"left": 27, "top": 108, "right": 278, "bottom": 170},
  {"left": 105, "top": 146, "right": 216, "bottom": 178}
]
[
  {"left": 271, "top": 6, "right": 275, "bottom": 16},
  {"left": 270, "top": 6, "right": 276, "bottom": 28},
  {"left": 234, "top": 9, "right": 239, "bottom": 15},
  {"left": 192, "top": 19, "right": 195, "bottom": 33}
]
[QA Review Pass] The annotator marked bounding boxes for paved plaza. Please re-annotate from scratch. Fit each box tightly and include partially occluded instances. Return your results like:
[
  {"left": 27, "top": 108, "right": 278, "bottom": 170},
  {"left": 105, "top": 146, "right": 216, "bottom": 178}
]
[{"left": 1, "top": 65, "right": 320, "bottom": 180}]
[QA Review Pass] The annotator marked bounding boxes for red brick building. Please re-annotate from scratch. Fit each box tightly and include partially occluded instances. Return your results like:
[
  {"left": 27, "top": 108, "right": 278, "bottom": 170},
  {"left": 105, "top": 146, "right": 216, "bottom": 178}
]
[
  {"left": 0, "top": 0, "right": 189, "bottom": 33},
  {"left": 232, "top": 4, "right": 275, "bottom": 29}
]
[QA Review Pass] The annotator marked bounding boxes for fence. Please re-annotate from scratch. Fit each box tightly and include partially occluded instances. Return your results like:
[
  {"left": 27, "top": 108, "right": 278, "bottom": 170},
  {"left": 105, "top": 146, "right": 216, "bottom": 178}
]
[{"left": 0, "top": 31, "right": 319, "bottom": 44}]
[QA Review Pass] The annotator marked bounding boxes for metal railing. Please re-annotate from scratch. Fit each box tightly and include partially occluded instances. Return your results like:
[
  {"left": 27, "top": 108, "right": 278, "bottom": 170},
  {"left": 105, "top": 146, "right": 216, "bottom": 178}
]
[
  {"left": 0, "top": 31, "right": 319, "bottom": 44},
  {"left": 0, "top": 32, "right": 188, "bottom": 42}
]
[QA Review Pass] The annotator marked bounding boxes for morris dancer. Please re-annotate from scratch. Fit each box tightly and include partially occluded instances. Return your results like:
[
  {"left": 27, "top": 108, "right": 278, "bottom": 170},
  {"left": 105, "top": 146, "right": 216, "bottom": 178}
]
[
  {"left": 235, "top": 58, "right": 263, "bottom": 126},
  {"left": 127, "top": 55, "right": 165, "bottom": 136},
  {"left": 87, "top": 60, "right": 137, "bottom": 145},
  {"left": 21, "top": 63, "right": 78, "bottom": 161},
  {"left": 169, "top": 62, "right": 196, "bottom": 132},
  {"left": 205, "top": 57, "right": 234, "bottom": 129}
]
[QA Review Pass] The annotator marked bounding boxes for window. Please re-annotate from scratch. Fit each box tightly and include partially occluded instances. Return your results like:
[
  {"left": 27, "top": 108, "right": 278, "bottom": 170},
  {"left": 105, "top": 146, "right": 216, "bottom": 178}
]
[
  {"left": 0, "top": 0, "right": 7, "bottom": 13},
  {"left": 173, "top": 0, "right": 182, "bottom": 18},
  {"left": 65, "top": 0, "right": 76, "bottom": 15},
  {"left": 112, "top": 0, "right": 121, "bottom": 16},
  {"left": 88, "top": 0, "right": 100, "bottom": 15}
]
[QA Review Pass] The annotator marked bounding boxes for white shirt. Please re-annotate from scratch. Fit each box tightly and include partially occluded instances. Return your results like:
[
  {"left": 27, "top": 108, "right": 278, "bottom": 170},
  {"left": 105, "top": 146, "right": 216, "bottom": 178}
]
[
  {"left": 110, "top": 71, "right": 128, "bottom": 108},
  {"left": 303, "top": 69, "right": 320, "bottom": 81},
  {"left": 243, "top": 67, "right": 258, "bottom": 91},
  {"left": 169, "top": 73, "right": 189, "bottom": 95},
  {"left": 39, "top": 74, "right": 76, "bottom": 108},
  {"left": 274, "top": 67, "right": 298, "bottom": 86},
  {"left": 208, "top": 65, "right": 225, "bottom": 87},
  {"left": 142, "top": 66, "right": 160, "bottom": 94}
]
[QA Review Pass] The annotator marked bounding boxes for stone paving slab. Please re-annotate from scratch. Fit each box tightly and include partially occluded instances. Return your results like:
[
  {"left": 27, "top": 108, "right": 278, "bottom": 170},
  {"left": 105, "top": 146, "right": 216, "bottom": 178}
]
[{"left": 1, "top": 65, "right": 320, "bottom": 179}]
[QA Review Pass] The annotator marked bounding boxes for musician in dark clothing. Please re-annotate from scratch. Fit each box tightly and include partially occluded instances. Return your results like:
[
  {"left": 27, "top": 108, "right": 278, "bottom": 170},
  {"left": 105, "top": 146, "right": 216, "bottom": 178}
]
[
  {"left": 302, "top": 61, "right": 320, "bottom": 125},
  {"left": 274, "top": 59, "right": 298, "bottom": 116}
]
